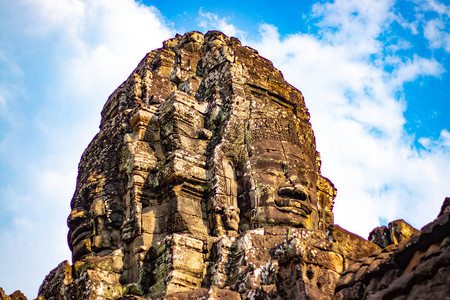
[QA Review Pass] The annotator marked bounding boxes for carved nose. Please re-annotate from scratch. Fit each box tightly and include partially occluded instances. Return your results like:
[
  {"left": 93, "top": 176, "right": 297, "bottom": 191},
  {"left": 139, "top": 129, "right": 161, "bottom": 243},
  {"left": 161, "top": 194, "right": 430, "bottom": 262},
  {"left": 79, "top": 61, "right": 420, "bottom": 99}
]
[
  {"left": 67, "top": 208, "right": 88, "bottom": 230},
  {"left": 278, "top": 186, "right": 308, "bottom": 201}
]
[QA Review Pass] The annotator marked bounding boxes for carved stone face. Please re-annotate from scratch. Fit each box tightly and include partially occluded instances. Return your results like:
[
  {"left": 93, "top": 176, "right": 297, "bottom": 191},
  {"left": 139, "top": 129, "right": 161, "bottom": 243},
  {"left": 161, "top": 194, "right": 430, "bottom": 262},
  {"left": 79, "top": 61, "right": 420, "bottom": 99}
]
[
  {"left": 67, "top": 207, "right": 92, "bottom": 260},
  {"left": 245, "top": 139, "right": 319, "bottom": 230},
  {"left": 222, "top": 206, "right": 240, "bottom": 232}
]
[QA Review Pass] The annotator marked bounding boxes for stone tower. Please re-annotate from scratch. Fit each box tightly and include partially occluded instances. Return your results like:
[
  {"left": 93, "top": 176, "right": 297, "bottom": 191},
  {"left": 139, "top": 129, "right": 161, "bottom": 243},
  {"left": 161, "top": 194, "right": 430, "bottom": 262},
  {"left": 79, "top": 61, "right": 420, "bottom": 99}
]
[{"left": 35, "top": 31, "right": 449, "bottom": 300}]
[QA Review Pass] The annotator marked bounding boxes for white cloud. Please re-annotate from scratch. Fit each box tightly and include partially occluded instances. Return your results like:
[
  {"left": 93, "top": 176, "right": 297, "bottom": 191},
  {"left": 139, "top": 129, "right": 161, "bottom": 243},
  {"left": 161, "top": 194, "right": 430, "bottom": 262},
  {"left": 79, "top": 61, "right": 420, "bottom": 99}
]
[
  {"left": 311, "top": 0, "right": 395, "bottom": 56},
  {"left": 440, "top": 129, "right": 450, "bottom": 147},
  {"left": 412, "top": 0, "right": 450, "bottom": 52},
  {"left": 197, "top": 9, "right": 246, "bottom": 40},
  {"left": 419, "top": 129, "right": 450, "bottom": 150},
  {"left": 423, "top": 18, "right": 450, "bottom": 51},
  {"left": 424, "top": 19, "right": 444, "bottom": 47},
  {"left": 418, "top": 136, "right": 432, "bottom": 148},
  {"left": 391, "top": 55, "right": 444, "bottom": 86},
  {"left": 419, "top": 0, "right": 450, "bottom": 15},
  {"left": 18, "top": 0, "right": 85, "bottom": 37}
]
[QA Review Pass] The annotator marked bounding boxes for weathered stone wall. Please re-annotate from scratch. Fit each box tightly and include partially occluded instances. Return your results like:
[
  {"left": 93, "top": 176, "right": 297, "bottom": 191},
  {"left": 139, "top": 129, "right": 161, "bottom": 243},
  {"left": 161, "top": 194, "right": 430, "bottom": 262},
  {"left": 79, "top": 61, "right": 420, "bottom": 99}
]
[
  {"left": 335, "top": 198, "right": 450, "bottom": 300},
  {"left": 0, "top": 288, "right": 26, "bottom": 300},
  {"left": 368, "top": 219, "right": 418, "bottom": 249}
]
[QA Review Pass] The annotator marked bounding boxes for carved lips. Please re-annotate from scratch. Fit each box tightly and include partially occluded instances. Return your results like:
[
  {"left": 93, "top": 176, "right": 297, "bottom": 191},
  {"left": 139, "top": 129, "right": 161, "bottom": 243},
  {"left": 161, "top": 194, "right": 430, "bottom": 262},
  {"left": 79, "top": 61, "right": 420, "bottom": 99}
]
[{"left": 276, "top": 185, "right": 313, "bottom": 218}]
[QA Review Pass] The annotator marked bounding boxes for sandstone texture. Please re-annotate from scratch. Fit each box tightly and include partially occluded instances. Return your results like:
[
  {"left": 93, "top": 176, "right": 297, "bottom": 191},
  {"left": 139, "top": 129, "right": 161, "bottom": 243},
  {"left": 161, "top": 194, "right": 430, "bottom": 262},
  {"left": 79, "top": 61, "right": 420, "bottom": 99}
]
[
  {"left": 368, "top": 219, "right": 418, "bottom": 249},
  {"left": 8, "top": 31, "right": 444, "bottom": 300},
  {"left": 0, "top": 288, "right": 27, "bottom": 300}
]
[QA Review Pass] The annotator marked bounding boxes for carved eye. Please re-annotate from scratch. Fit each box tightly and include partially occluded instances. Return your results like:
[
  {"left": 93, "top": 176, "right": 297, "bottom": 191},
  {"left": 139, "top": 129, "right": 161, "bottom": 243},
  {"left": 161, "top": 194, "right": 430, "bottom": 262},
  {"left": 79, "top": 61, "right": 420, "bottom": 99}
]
[
  {"left": 265, "top": 170, "right": 280, "bottom": 177},
  {"left": 302, "top": 180, "right": 311, "bottom": 189}
]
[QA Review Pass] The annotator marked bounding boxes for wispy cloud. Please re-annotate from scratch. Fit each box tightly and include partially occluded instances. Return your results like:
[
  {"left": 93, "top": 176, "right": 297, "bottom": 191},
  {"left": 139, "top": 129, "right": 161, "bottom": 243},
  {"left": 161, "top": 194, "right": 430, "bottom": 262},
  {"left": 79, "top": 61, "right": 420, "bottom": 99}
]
[
  {"left": 197, "top": 8, "right": 246, "bottom": 39},
  {"left": 423, "top": 18, "right": 450, "bottom": 51},
  {"left": 404, "top": 0, "right": 450, "bottom": 52},
  {"left": 420, "top": 129, "right": 450, "bottom": 149}
]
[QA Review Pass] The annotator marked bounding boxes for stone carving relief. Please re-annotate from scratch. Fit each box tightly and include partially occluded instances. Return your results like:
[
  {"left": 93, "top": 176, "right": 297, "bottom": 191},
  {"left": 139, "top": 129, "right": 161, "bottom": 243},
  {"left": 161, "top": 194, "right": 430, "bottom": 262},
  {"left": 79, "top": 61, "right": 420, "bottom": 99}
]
[
  {"left": 43, "top": 31, "right": 450, "bottom": 300},
  {"left": 64, "top": 30, "right": 339, "bottom": 292}
]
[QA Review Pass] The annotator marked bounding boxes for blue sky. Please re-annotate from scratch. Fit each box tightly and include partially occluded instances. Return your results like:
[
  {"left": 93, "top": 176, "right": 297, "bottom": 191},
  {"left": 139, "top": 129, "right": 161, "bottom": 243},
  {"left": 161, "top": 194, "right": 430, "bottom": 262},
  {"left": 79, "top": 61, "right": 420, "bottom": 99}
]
[{"left": 0, "top": 0, "right": 449, "bottom": 297}]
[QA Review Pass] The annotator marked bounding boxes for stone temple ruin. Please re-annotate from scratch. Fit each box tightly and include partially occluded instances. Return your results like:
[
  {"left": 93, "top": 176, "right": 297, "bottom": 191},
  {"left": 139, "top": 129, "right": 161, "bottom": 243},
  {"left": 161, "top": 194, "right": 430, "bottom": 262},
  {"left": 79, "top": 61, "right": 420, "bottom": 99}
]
[{"left": 2, "top": 31, "right": 448, "bottom": 300}]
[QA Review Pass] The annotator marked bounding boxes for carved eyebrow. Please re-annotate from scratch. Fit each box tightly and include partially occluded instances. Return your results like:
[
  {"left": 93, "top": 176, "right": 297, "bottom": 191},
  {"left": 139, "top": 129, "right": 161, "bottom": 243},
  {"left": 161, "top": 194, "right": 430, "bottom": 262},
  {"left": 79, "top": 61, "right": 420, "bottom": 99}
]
[{"left": 263, "top": 169, "right": 284, "bottom": 176}]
